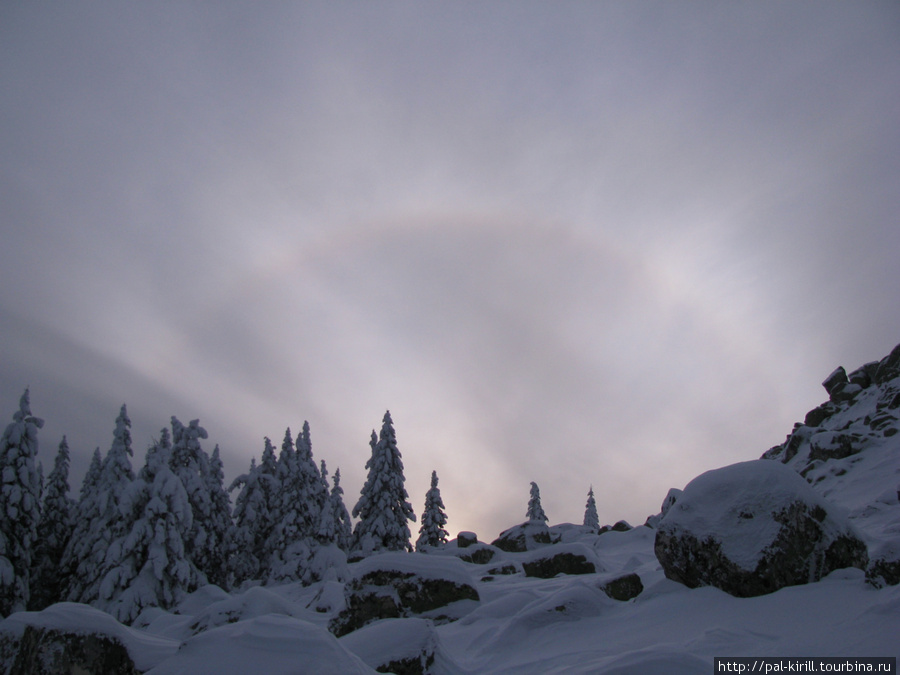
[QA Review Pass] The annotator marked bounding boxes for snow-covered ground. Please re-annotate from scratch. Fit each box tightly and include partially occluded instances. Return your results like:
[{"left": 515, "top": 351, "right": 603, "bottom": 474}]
[{"left": 2, "top": 522, "right": 897, "bottom": 674}]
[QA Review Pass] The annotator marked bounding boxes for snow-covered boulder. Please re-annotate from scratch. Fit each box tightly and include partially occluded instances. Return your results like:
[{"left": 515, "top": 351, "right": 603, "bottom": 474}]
[
  {"left": 457, "top": 543, "right": 497, "bottom": 565},
  {"left": 340, "top": 617, "right": 462, "bottom": 675},
  {"left": 866, "top": 538, "right": 900, "bottom": 588},
  {"left": 654, "top": 460, "right": 868, "bottom": 597},
  {"left": 456, "top": 531, "right": 478, "bottom": 548},
  {"left": 0, "top": 602, "right": 177, "bottom": 674},
  {"left": 645, "top": 488, "right": 682, "bottom": 528},
  {"left": 520, "top": 543, "right": 602, "bottom": 579},
  {"left": 179, "top": 585, "right": 314, "bottom": 636},
  {"left": 438, "top": 539, "right": 499, "bottom": 565},
  {"left": 329, "top": 553, "right": 480, "bottom": 637},
  {"left": 490, "top": 521, "right": 556, "bottom": 552},
  {"left": 146, "top": 614, "right": 375, "bottom": 675}
]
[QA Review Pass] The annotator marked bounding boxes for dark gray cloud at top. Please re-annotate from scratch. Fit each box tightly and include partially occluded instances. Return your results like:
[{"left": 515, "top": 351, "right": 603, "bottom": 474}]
[{"left": 2, "top": 2, "right": 898, "bottom": 538}]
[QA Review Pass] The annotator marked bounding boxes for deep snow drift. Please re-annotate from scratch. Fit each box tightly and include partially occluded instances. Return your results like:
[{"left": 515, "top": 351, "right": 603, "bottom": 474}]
[{"left": 2, "top": 346, "right": 899, "bottom": 673}]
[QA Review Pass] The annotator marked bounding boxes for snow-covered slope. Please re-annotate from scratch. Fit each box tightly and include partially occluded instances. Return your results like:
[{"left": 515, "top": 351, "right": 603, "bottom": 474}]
[
  {"left": 762, "top": 343, "right": 900, "bottom": 579},
  {"left": 1, "top": 345, "right": 899, "bottom": 673}
]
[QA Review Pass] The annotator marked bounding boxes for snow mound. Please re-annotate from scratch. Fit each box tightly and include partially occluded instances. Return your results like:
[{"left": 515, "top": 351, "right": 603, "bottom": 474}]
[
  {"left": 145, "top": 614, "right": 374, "bottom": 675},
  {"left": 340, "top": 617, "right": 463, "bottom": 674},
  {"left": 183, "top": 584, "right": 315, "bottom": 635}
]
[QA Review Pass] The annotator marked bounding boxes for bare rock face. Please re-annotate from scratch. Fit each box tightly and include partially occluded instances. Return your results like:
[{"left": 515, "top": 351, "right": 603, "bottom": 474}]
[{"left": 654, "top": 461, "right": 868, "bottom": 597}]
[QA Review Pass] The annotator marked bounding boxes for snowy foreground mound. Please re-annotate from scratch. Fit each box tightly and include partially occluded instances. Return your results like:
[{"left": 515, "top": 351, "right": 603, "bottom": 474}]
[{"left": 2, "top": 345, "right": 900, "bottom": 673}]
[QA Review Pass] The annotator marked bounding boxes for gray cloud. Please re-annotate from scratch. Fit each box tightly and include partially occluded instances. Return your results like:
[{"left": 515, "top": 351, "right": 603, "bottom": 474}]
[{"left": 1, "top": 1, "right": 898, "bottom": 538}]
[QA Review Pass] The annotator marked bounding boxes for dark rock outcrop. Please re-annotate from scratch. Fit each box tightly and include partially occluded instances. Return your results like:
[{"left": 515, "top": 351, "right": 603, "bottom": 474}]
[
  {"left": 5, "top": 626, "right": 139, "bottom": 675},
  {"left": 655, "top": 460, "right": 868, "bottom": 597},
  {"left": 521, "top": 543, "right": 601, "bottom": 579},
  {"left": 763, "top": 345, "right": 900, "bottom": 473},
  {"left": 874, "top": 342, "right": 900, "bottom": 385},
  {"left": 822, "top": 366, "right": 849, "bottom": 401},
  {"left": 0, "top": 603, "right": 176, "bottom": 674},
  {"left": 599, "top": 573, "right": 644, "bottom": 601},
  {"left": 457, "top": 544, "right": 496, "bottom": 565},
  {"left": 865, "top": 540, "right": 900, "bottom": 588}
]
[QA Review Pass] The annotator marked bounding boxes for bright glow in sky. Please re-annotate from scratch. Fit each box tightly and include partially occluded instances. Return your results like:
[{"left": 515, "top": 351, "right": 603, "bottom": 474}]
[{"left": 1, "top": 2, "right": 899, "bottom": 540}]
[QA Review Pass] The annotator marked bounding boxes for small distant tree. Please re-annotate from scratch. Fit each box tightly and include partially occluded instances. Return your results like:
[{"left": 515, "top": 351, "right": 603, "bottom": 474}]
[
  {"left": 526, "top": 481, "right": 547, "bottom": 523},
  {"left": 352, "top": 411, "right": 416, "bottom": 554},
  {"left": 0, "top": 389, "right": 44, "bottom": 616},
  {"left": 30, "top": 436, "right": 76, "bottom": 610},
  {"left": 583, "top": 485, "right": 600, "bottom": 533},
  {"left": 416, "top": 471, "right": 449, "bottom": 551}
]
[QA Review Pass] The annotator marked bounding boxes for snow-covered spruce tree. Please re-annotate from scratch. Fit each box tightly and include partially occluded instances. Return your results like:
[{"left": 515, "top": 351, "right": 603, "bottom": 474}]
[
  {"left": 64, "top": 404, "right": 135, "bottom": 605},
  {"left": 80, "top": 447, "right": 103, "bottom": 504},
  {"left": 30, "top": 436, "right": 76, "bottom": 610},
  {"left": 228, "top": 439, "right": 278, "bottom": 585},
  {"left": 0, "top": 389, "right": 44, "bottom": 616},
  {"left": 203, "top": 445, "right": 233, "bottom": 589},
  {"left": 352, "top": 411, "right": 416, "bottom": 555},
  {"left": 298, "top": 422, "right": 328, "bottom": 525},
  {"left": 319, "top": 467, "right": 352, "bottom": 552},
  {"left": 268, "top": 423, "right": 332, "bottom": 584},
  {"left": 416, "top": 470, "right": 449, "bottom": 551},
  {"left": 60, "top": 447, "right": 101, "bottom": 597},
  {"left": 318, "top": 459, "right": 330, "bottom": 510},
  {"left": 583, "top": 485, "right": 600, "bottom": 533},
  {"left": 98, "top": 427, "right": 199, "bottom": 624},
  {"left": 270, "top": 427, "right": 297, "bottom": 530},
  {"left": 169, "top": 417, "right": 221, "bottom": 588},
  {"left": 266, "top": 427, "right": 306, "bottom": 583},
  {"left": 526, "top": 481, "right": 548, "bottom": 523}
]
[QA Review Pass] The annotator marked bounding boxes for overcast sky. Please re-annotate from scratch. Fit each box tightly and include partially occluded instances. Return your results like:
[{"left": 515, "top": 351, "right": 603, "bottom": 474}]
[{"left": 1, "top": 2, "right": 898, "bottom": 540}]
